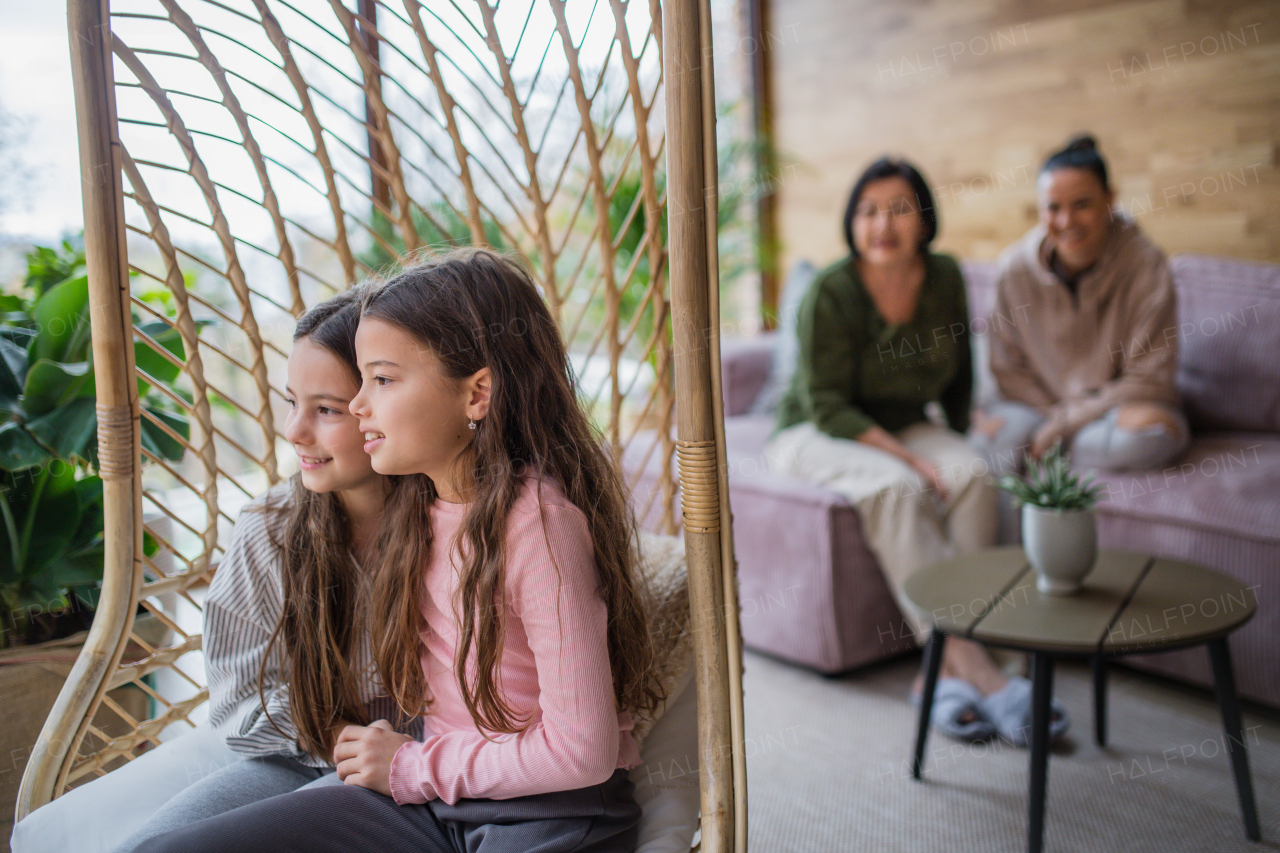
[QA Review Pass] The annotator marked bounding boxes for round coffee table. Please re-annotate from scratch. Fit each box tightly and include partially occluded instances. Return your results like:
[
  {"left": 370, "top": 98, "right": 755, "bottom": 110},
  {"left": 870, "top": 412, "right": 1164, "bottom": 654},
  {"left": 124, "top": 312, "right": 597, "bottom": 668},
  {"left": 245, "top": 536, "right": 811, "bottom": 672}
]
[{"left": 903, "top": 546, "right": 1260, "bottom": 853}]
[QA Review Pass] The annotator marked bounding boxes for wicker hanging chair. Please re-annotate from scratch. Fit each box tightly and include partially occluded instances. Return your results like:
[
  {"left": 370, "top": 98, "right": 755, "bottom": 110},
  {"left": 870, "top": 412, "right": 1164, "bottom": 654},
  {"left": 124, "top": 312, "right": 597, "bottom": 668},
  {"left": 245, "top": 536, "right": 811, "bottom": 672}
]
[{"left": 18, "top": 1, "right": 745, "bottom": 850}]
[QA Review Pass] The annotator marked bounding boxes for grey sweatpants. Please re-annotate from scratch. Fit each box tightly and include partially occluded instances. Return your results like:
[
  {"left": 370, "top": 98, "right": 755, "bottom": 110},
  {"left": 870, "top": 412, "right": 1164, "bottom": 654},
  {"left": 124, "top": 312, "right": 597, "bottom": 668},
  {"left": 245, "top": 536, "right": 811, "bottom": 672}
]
[
  {"left": 9, "top": 727, "right": 335, "bottom": 853},
  {"left": 974, "top": 399, "right": 1190, "bottom": 542},
  {"left": 133, "top": 769, "right": 641, "bottom": 853},
  {"left": 115, "top": 756, "right": 340, "bottom": 853},
  {"left": 977, "top": 399, "right": 1190, "bottom": 475}
]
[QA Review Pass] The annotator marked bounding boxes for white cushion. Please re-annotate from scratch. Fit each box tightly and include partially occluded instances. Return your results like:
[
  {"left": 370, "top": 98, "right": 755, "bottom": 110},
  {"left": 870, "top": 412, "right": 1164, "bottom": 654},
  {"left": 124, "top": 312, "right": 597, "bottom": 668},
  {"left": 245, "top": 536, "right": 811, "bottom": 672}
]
[
  {"left": 9, "top": 725, "right": 239, "bottom": 853},
  {"left": 630, "top": 667, "right": 701, "bottom": 853}
]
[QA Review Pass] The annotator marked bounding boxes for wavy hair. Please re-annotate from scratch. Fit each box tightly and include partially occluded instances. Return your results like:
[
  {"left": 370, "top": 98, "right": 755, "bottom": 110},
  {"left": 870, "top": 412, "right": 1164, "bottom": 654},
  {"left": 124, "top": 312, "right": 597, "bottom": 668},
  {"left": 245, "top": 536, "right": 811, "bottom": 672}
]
[
  {"left": 257, "top": 284, "right": 387, "bottom": 759},
  {"left": 362, "top": 248, "right": 660, "bottom": 733}
]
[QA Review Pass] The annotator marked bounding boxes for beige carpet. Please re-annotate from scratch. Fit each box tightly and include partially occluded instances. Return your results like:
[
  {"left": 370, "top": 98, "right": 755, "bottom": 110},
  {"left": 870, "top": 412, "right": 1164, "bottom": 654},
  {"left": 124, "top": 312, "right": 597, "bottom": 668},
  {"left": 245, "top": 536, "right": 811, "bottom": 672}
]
[{"left": 742, "top": 650, "right": 1280, "bottom": 852}]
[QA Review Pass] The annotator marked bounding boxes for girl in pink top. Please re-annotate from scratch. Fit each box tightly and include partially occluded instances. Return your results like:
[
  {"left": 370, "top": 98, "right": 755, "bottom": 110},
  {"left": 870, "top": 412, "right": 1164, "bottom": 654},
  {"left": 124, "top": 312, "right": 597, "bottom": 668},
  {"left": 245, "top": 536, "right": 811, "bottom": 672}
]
[{"left": 137, "top": 250, "right": 660, "bottom": 853}]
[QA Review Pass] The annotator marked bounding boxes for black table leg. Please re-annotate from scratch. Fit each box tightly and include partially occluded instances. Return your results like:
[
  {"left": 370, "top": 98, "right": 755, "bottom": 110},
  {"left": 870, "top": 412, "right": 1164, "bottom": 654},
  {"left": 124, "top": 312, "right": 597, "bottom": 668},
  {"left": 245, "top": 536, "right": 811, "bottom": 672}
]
[
  {"left": 1091, "top": 654, "right": 1107, "bottom": 747},
  {"left": 1207, "top": 637, "right": 1261, "bottom": 841},
  {"left": 1028, "top": 651, "right": 1055, "bottom": 853},
  {"left": 911, "top": 628, "right": 946, "bottom": 780}
]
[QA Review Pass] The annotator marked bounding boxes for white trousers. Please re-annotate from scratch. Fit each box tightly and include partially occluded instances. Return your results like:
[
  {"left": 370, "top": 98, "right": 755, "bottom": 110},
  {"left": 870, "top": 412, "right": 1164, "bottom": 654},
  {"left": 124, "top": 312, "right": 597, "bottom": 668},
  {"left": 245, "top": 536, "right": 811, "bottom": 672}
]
[{"left": 765, "top": 421, "right": 999, "bottom": 639}]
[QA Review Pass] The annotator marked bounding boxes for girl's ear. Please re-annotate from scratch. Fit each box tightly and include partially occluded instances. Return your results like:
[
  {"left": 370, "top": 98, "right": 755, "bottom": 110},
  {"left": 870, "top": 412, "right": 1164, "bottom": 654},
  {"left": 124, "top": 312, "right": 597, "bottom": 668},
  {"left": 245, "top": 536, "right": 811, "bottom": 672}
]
[{"left": 465, "top": 367, "right": 492, "bottom": 422}]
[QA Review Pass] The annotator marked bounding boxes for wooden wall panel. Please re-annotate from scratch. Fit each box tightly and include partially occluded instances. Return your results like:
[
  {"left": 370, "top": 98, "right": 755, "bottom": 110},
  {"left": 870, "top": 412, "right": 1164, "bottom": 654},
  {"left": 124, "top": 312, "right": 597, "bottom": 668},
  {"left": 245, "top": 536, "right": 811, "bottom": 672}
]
[{"left": 765, "top": 0, "right": 1280, "bottom": 275}]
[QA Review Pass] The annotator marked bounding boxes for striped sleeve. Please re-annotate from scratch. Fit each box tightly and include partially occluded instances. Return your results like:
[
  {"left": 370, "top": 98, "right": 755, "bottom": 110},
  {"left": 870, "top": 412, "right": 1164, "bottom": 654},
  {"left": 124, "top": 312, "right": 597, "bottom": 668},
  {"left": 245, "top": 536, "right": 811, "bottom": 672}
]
[{"left": 204, "top": 494, "right": 329, "bottom": 767}]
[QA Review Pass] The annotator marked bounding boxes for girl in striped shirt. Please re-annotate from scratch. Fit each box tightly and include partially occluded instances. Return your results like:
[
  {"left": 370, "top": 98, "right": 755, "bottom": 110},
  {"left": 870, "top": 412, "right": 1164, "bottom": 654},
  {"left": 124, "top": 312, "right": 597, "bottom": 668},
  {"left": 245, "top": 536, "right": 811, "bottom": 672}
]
[
  {"left": 13, "top": 287, "right": 419, "bottom": 853},
  {"left": 138, "top": 250, "right": 661, "bottom": 853}
]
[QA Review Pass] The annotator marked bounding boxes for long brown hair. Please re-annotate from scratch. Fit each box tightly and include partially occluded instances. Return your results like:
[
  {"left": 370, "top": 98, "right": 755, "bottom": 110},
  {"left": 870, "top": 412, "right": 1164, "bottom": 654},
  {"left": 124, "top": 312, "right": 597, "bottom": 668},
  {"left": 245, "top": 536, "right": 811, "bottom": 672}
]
[
  {"left": 258, "top": 285, "right": 382, "bottom": 759},
  {"left": 363, "top": 248, "right": 660, "bottom": 733}
]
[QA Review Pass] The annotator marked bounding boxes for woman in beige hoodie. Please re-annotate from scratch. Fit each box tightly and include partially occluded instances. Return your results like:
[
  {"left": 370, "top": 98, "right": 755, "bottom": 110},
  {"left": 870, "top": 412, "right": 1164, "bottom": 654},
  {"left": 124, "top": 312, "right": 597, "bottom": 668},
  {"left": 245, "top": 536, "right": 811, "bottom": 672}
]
[{"left": 977, "top": 136, "right": 1189, "bottom": 473}]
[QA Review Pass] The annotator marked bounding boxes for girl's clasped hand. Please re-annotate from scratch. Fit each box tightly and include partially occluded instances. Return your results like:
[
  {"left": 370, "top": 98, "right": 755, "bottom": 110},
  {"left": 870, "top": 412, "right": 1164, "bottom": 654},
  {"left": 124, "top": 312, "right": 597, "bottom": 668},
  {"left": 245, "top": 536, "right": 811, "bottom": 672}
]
[{"left": 333, "top": 720, "right": 411, "bottom": 797}]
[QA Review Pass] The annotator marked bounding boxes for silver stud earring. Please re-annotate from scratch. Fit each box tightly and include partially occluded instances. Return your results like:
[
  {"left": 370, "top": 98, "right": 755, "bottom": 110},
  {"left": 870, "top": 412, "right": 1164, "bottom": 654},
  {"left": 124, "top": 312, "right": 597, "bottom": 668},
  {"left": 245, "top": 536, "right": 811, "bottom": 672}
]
[{"left": 468, "top": 418, "right": 477, "bottom": 430}]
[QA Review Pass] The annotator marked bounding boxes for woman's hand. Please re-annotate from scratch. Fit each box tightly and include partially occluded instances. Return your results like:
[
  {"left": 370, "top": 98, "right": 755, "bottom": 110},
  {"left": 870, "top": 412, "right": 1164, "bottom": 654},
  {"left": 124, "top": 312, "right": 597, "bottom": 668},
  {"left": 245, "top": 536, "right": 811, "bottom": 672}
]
[
  {"left": 1029, "top": 420, "right": 1066, "bottom": 460},
  {"left": 909, "top": 455, "right": 949, "bottom": 502},
  {"left": 334, "top": 720, "right": 413, "bottom": 797},
  {"left": 971, "top": 409, "right": 1005, "bottom": 440},
  {"left": 857, "top": 425, "right": 950, "bottom": 501}
]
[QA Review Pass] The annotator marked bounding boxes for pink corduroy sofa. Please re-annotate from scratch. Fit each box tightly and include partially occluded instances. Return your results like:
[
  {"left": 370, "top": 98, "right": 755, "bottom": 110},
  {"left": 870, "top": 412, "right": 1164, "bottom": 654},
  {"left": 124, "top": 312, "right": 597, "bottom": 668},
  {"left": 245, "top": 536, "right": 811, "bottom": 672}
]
[{"left": 629, "top": 254, "right": 1280, "bottom": 708}]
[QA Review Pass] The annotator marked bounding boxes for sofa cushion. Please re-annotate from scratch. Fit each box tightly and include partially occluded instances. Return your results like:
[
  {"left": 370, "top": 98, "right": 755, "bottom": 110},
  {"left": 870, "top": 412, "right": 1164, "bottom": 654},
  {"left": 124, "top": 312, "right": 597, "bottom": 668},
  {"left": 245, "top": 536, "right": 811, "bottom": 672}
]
[
  {"left": 720, "top": 334, "right": 776, "bottom": 417},
  {"left": 632, "top": 532, "right": 692, "bottom": 749},
  {"left": 1171, "top": 254, "right": 1280, "bottom": 434},
  {"left": 748, "top": 260, "right": 818, "bottom": 415},
  {"left": 960, "top": 259, "right": 1000, "bottom": 409},
  {"left": 1091, "top": 433, "right": 1280, "bottom": 545},
  {"left": 724, "top": 414, "right": 774, "bottom": 466},
  {"left": 959, "top": 258, "right": 999, "bottom": 319}
]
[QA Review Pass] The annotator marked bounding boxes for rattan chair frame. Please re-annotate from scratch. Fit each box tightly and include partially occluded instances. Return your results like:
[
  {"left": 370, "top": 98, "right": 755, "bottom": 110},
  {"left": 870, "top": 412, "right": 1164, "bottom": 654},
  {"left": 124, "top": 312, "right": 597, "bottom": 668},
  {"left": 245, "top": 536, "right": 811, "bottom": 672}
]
[{"left": 18, "top": 1, "right": 746, "bottom": 850}]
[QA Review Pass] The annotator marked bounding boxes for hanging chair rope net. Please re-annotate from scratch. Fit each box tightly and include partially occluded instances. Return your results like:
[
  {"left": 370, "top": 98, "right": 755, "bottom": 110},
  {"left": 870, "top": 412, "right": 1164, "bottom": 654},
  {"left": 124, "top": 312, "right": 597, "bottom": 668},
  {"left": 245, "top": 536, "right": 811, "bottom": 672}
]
[{"left": 22, "top": 0, "right": 745, "bottom": 848}]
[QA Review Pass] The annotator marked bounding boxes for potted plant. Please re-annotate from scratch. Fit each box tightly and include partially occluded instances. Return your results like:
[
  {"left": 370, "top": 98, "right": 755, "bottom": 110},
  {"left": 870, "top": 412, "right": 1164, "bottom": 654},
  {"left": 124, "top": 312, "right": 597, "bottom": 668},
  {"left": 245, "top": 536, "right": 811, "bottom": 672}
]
[
  {"left": 0, "top": 238, "right": 193, "bottom": 825},
  {"left": 0, "top": 238, "right": 190, "bottom": 646},
  {"left": 997, "top": 441, "right": 1105, "bottom": 595}
]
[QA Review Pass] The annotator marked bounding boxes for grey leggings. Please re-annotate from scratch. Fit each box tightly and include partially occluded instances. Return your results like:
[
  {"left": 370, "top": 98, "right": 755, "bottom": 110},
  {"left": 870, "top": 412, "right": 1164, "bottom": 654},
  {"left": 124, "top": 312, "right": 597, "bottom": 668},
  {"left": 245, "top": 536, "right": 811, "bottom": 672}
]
[
  {"left": 115, "top": 756, "right": 340, "bottom": 853},
  {"left": 976, "top": 400, "right": 1190, "bottom": 476},
  {"left": 133, "top": 768, "right": 641, "bottom": 853},
  {"left": 974, "top": 400, "right": 1190, "bottom": 543}
]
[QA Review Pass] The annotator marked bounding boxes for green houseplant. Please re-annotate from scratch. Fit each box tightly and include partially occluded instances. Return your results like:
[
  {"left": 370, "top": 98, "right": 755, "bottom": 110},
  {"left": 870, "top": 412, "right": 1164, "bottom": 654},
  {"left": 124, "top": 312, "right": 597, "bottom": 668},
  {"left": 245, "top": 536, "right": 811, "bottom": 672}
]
[
  {"left": 0, "top": 240, "right": 197, "bottom": 834},
  {"left": 998, "top": 441, "right": 1105, "bottom": 595},
  {"left": 0, "top": 238, "right": 190, "bottom": 648}
]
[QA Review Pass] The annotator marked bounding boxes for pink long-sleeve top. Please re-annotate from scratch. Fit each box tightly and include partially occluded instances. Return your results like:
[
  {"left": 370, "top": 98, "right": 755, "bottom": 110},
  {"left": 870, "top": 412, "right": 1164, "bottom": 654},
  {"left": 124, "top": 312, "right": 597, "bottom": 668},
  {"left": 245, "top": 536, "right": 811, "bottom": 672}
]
[{"left": 387, "top": 476, "right": 641, "bottom": 805}]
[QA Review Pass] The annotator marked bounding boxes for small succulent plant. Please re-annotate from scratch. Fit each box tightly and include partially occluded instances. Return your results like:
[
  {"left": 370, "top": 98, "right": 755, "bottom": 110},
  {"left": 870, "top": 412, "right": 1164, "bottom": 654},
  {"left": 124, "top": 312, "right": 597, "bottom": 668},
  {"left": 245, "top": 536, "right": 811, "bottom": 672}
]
[{"left": 997, "top": 441, "right": 1104, "bottom": 511}]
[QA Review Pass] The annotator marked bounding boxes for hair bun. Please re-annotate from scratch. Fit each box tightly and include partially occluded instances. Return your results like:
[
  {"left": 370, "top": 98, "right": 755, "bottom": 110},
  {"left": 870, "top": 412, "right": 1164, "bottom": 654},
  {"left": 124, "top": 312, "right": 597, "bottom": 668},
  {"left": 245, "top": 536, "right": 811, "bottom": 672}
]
[
  {"left": 1063, "top": 134, "right": 1098, "bottom": 154},
  {"left": 1041, "top": 133, "right": 1109, "bottom": 189}
]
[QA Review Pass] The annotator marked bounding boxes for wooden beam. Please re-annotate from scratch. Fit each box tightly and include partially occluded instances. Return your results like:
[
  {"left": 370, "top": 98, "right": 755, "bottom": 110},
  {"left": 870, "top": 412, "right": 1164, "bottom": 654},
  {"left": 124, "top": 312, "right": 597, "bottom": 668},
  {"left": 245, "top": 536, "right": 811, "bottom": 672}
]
[
  {"left": 664, "top": 1, "right": 737, "bottom": 850},
  {"left": 745, "top": 0, "right": 779, "bottom": 328},
  {"left": 18, "top": 0, "right": 144, "bottom": 818}
]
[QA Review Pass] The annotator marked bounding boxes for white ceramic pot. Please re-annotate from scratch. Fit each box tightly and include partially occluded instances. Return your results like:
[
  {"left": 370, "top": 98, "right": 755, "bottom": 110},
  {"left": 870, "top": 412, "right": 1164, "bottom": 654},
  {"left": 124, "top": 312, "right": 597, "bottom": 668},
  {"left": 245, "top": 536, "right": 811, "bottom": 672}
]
[{"left": 1022, "top": 505, "right": 1097, "bottom": 595}]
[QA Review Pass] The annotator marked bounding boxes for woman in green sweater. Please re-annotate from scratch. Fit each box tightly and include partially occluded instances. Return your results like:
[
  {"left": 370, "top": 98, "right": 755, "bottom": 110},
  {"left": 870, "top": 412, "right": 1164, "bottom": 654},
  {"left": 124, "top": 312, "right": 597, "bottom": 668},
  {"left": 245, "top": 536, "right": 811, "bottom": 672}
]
[{"left": 768, "top": 159, "right": 1048, "bottom": 743}]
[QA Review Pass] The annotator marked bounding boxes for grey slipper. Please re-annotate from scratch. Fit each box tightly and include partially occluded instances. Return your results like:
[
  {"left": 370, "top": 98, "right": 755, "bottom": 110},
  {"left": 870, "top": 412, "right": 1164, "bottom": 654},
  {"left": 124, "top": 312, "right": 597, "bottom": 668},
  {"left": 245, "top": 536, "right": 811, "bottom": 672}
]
[
  {"left": 912, "top": 678, "right": 997, "bottom": 742},
  {"left": 979, "top": 675, "right": 1070, "bottom": 746}
]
